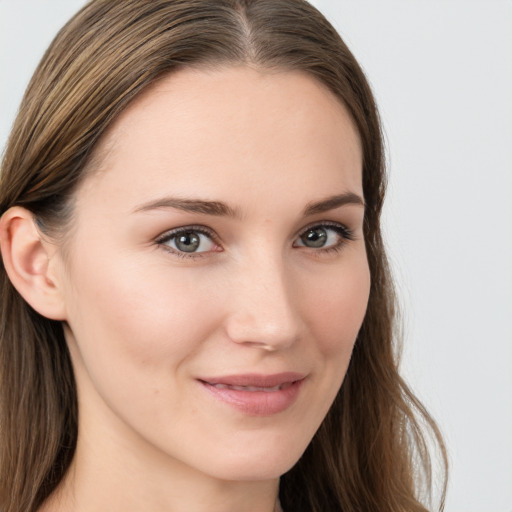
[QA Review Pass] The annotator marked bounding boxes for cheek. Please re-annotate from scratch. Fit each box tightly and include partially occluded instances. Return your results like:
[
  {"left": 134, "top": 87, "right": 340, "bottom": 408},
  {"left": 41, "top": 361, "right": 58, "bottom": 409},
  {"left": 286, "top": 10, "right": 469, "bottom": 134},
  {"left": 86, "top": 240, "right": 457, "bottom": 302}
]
[
  {"left": 302, "top": 255, "right": 371, "bottom": 357},
  {"left": 64, "top": 255, "right": 222, "bottom": 380}
]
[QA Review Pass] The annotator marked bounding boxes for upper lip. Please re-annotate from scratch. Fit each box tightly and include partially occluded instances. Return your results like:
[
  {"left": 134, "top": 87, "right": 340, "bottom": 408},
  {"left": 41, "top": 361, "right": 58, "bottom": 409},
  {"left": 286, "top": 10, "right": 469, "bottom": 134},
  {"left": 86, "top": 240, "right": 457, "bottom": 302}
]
[{"left": 199, "top": 372, "right": 306, "bottom": 388}]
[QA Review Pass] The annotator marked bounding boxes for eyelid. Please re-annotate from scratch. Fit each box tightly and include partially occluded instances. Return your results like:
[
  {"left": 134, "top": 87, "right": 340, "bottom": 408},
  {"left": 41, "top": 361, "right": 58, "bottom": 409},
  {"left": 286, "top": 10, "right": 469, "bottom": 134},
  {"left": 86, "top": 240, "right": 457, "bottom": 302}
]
[
  {"left": 155, "top": 224, "right": 222, "bottom": 258},
  {"left": 295, "top": 220, "right": 354, "bottom": 240},
  {"left": 155, "top": 224, "right": 217, "bottom": 243},
  {"left": 293, "top": 220, "right": 355, "bottom": 250},
  {"left": 154, "top": 220, "right": 355, "bottom": 259}
]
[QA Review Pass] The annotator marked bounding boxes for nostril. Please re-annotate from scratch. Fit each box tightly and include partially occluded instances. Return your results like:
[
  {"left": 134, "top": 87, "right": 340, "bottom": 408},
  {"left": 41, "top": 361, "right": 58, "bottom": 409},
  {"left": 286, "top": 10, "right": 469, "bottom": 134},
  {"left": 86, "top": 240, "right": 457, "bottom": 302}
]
[
  {"left": 225, "top": 312, "right": 300, "bottom": 350},
  {"left": 225, "top": 267, "right": 301, "bottom": 348}
]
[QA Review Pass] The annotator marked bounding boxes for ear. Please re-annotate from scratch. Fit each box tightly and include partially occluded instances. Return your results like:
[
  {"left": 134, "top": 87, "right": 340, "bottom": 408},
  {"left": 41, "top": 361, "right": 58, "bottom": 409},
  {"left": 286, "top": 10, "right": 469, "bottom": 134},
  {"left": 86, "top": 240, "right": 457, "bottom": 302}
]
[{"left": 0, "top": 206, "right": 67, "bottom": 320}]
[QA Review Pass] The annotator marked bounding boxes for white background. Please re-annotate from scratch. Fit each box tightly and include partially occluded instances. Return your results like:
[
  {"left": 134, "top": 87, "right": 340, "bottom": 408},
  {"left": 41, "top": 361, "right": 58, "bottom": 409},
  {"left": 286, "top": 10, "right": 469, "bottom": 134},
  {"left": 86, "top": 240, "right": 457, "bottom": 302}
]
[{"left": 1, "top": 1, "right": 511, "bottom": 511}]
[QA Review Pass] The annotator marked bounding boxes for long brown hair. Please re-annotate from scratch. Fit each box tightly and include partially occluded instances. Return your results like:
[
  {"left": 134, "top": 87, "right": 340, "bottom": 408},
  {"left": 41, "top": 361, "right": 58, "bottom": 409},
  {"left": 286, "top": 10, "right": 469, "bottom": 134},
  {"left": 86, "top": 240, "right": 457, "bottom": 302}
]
[{"left": 0, "top": 1, "right": 447, "bottom": 511}]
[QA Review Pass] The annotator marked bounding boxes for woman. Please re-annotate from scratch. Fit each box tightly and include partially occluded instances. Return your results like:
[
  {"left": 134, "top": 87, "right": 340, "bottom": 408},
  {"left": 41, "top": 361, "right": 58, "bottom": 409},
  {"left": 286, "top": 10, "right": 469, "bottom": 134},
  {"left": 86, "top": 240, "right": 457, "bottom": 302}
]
[{"left": 0, "top": 1, "right": 447, "bottom": 511}]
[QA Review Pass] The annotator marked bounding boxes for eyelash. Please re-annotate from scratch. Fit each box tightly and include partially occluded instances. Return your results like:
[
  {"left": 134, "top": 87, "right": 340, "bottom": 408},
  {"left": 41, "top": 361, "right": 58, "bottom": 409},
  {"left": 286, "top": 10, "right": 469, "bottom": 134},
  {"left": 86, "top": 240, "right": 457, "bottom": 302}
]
[
  {"left": 155, "top": 222, "right": 355, "bottom": 259},
  {"left": 156, "top": 225, "right": 219, "bottom": 259},
  {"left": 295, "top": 222, "right": 355, "bottom": 255}
]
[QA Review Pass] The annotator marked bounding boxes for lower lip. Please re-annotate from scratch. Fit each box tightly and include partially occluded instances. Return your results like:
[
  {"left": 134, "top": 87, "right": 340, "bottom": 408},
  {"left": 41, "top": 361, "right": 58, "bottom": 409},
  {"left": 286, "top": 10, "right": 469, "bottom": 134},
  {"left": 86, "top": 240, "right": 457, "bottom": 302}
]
[{"left": 199, "top": 379, "right": 304, "bottom": 416}]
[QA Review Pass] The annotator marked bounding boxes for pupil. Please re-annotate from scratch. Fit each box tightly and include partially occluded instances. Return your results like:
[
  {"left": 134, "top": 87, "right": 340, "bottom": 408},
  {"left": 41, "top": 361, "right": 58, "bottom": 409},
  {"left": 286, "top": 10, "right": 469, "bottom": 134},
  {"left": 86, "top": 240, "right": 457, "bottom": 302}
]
[
  {"left": 302, "top": 228, "right": 327, "bottom": 248},
  {"left": 176, "top": 232, "right": 200, "bottom": 252}
]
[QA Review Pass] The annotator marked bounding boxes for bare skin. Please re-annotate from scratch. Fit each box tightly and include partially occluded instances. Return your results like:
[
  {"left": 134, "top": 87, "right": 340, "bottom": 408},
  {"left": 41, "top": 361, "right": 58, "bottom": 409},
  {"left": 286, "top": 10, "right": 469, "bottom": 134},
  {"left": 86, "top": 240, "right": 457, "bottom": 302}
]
[{"left": 24, "top": 66, "right": 369, "bottom": 511}]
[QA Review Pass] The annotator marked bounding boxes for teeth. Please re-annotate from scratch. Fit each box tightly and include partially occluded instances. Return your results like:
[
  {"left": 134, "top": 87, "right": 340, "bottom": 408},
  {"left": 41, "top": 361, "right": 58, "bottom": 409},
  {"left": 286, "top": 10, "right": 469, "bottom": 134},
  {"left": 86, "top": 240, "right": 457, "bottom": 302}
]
[{"left": 211, "top": 383, "right": 283, "bottom": 392}]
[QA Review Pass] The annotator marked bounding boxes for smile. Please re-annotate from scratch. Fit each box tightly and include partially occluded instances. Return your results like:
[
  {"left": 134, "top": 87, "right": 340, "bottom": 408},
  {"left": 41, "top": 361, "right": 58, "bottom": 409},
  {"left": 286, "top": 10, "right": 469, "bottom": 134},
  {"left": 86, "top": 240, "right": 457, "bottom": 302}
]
[
  {"left": 209, "top": 382, "right": 292, "bottom": 392},
  {"left": 198, "top": 373, "right": 306, "bottom": 416}
]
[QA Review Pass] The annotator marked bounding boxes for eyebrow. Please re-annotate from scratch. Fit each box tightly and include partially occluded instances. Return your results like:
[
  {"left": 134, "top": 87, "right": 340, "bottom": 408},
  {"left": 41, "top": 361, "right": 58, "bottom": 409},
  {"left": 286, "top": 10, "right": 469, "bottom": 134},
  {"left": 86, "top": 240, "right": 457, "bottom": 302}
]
[
  {"left": 133, "top": 191, "right": 364, "bottom": 218},
  {"left": 303, "top": 192, "right": 365, "bottom": 215},
  {"left": 133, "top": 197, "right": 241, "bottom": 218}
]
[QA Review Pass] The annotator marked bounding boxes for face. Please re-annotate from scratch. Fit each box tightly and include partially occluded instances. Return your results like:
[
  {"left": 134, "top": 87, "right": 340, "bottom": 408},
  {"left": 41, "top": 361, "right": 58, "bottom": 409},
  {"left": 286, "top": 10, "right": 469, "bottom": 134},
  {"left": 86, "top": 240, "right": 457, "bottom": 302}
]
[{"left": 57, "top": 66, "right": 370, "bottom": 482}]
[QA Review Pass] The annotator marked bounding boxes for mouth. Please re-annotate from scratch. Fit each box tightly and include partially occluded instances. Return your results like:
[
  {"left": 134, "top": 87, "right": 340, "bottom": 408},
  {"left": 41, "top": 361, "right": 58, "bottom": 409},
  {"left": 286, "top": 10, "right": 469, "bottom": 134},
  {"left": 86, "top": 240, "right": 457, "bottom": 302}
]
[
  {"left": 198, "top": 372, "right": 305, "bottom": 416},
  {"left": 207, "top": 382, "right": 293, "bottom": 392}
]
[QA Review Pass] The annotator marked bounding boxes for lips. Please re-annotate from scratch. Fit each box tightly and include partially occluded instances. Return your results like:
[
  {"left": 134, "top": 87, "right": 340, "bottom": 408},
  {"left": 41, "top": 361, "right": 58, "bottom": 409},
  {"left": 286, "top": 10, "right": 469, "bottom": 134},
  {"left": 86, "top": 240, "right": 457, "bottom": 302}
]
[
  {"left": 209, "top": 382, "right": 291, "bottom": 392},
  {"left": 198, "top": 372, "right": 305, "bottom": 416}
]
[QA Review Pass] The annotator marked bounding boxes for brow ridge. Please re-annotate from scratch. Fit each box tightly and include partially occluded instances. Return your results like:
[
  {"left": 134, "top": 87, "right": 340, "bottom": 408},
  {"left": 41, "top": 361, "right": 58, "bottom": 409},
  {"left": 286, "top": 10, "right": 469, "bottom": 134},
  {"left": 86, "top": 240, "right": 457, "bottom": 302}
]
[
  {"left": 134, "top": 191, "right": 364, "bottom": 218},
  {"left": 134, "top": 197, "right": 240, "bottom": 218},
  {"left": 303, "top": 192, "right": 365, "bottom": 216}
]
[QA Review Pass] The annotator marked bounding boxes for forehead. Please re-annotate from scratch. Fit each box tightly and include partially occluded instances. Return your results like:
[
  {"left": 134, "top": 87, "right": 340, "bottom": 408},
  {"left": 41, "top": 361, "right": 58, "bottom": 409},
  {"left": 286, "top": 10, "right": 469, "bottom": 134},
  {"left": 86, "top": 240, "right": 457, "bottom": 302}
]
[{"left": 79, "top": 66, "right": 363, "bottom": 212}]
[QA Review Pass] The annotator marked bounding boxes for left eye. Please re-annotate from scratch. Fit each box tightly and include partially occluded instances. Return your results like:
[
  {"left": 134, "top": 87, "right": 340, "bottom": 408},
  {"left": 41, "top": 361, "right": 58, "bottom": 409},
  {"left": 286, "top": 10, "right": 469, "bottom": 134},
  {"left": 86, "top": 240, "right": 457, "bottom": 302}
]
[
  {"left": 294, "top": 224, "right": 351, "bottom": 249},
  {"left": 159, "top": 229, "right": 217, "bottom": 254}
]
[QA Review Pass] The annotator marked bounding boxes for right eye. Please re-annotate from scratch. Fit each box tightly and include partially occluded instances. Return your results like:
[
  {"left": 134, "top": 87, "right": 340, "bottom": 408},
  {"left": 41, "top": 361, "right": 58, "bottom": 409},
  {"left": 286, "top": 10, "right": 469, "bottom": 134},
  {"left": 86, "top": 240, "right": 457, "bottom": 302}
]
[{"left": 157, "top": 227, "right": 221, "bottom": 256}]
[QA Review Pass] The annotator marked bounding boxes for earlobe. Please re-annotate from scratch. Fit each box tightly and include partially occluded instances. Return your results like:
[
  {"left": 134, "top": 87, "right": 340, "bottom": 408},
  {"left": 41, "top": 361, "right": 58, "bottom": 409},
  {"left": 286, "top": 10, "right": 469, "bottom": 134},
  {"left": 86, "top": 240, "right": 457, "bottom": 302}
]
[{"left": 0, "top": 206, "right": 67, "bottom": 320}]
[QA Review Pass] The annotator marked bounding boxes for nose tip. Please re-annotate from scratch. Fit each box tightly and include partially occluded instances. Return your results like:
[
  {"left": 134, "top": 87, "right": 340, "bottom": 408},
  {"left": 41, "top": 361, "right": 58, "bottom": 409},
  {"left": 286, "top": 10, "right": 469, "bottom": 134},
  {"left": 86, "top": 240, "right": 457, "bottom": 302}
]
[
  {"left": 226, "top": 311, "right": 300, "bottom": 351},
  {"left": 225, "top": 267, "right": 302, "bottom": 351}
]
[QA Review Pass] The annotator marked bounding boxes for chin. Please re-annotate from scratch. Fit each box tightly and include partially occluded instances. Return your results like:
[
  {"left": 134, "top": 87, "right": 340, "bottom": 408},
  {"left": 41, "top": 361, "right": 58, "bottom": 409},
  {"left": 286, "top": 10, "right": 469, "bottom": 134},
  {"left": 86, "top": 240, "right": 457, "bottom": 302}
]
[{"left": 195, "top": 436, "right": 309, "bottom": 482}]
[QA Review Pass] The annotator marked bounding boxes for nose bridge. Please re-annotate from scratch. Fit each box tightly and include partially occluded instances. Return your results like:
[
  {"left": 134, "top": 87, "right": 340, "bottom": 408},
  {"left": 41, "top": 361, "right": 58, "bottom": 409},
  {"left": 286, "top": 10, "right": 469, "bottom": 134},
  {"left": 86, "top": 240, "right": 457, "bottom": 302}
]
[{"left": 226, "top": 248, "right": 301, "bottom": 350}]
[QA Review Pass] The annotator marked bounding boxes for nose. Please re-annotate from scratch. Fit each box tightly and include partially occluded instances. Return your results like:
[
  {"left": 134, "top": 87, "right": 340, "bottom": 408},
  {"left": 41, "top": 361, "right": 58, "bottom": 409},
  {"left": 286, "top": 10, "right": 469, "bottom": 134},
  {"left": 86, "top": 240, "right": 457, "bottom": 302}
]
[{"left": 224, "top": 254, "right": 302, "bottom": 351}]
